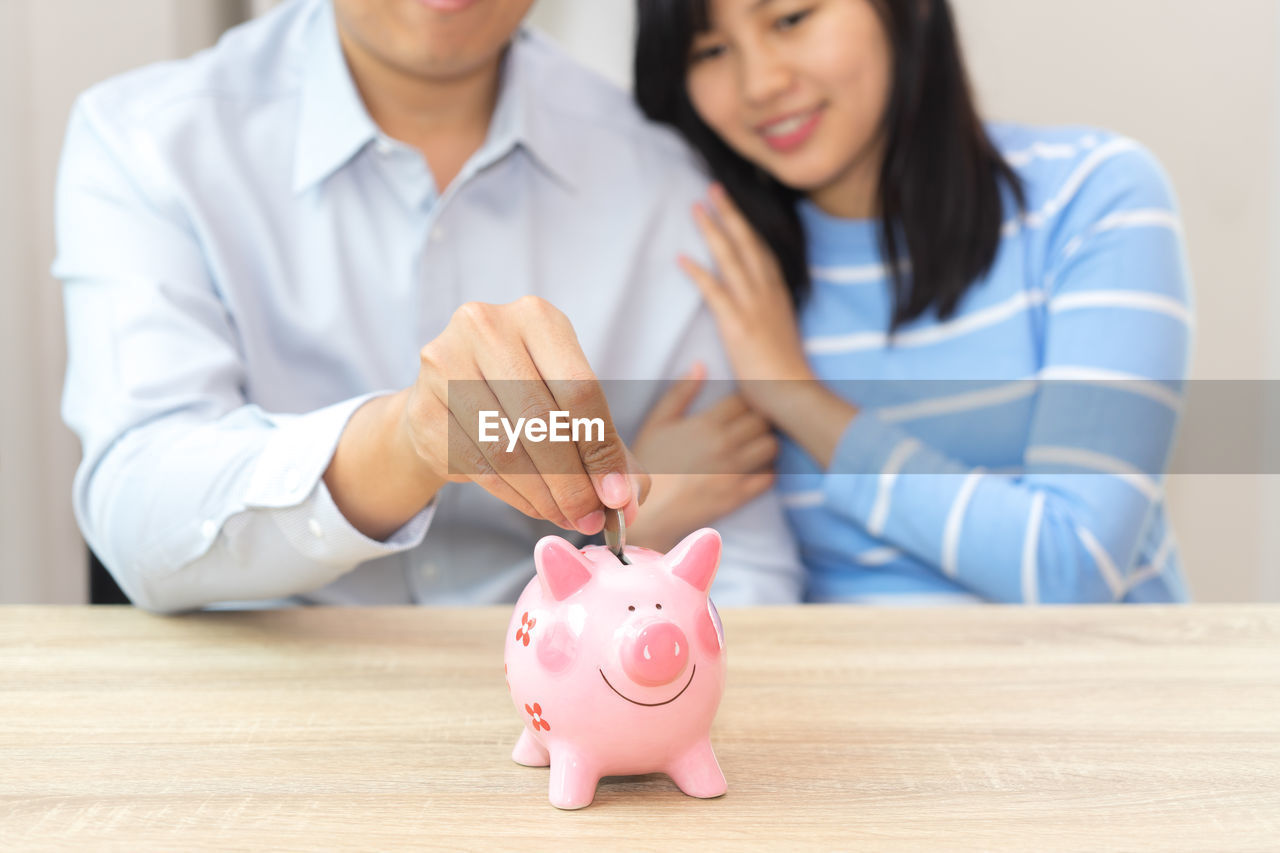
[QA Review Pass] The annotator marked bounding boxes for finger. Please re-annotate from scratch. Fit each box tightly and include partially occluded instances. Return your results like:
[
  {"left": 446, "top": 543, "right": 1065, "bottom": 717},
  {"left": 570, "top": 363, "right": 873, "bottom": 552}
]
[
  {"left": 708, "top": 183, "right": 776, "bottom": 288},
  {"left": 538, "top": 474, "right": 605, "bottom": 533},
  {"left": 741, "top": 469, "right": 776, "bottom": 499},
  {"left": 470, "top": 475, "right": 541, "bottom": 521},
  {"left": 677, "top": 255, "right": 737, "bottom": 325},
  {"left": 736, "top": 432, "right": 780, "bottom": 473},
  {"left": 692, "top": 201, "right": 753, "bottom": 304},
  {"left": 517, "top": 297, "right": 635, "bottom": 512},
  {"left": 626, "top": 445, "right": 652, "bottom": 503},
  {"left": 646, "top": 362, "right": 708, "bottom": 425},
  {"left": 474, "top": 338, "right": 603, "bottom": 533},
  {"left": 440, "top": 365, "right": 575, "bottom": 530},
  {"left": 723, "top": 409, "right": 773, "bottom": 445},
  {"left": 703, "top": 469, "right": 775, "bottom": 512},
  {"left": 622, "top": 445, "right": 650, "bottom": 526},
  {"left": 442, "top": 409, "right": 544, "bottom": 521},
  {"left": 703, "top": 392, "right": 751, "bottom": 424}
]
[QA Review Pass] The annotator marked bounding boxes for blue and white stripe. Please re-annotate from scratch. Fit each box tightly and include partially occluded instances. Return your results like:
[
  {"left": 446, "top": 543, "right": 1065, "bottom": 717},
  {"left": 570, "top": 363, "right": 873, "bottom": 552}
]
[{"left": 780, "top": 124, "right": 1192, "bottom": 604}]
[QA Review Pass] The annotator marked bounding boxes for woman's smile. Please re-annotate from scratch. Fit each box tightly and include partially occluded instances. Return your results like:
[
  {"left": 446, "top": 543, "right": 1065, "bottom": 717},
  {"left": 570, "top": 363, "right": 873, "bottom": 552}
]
[{"left": 757, "top": 104, "right": 827, "bottom": 152}]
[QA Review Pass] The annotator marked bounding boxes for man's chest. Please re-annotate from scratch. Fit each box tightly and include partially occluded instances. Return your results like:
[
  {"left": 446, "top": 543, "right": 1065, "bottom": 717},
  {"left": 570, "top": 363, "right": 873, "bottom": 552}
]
[{"left": 187, "top": 159, "right": 700, "bottom": 414}]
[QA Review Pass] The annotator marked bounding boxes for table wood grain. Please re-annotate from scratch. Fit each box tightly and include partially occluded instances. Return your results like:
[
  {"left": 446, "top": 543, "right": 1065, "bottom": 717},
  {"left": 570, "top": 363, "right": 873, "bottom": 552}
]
[{"left": 2, "top": 605, "right": 1278, "bottom": 850}]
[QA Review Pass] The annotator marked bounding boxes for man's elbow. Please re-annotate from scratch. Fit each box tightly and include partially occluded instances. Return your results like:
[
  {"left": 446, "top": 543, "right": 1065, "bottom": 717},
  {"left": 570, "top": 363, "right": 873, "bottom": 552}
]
[
  {"left": 75, "top": 480, "right": 195, "bottom": 615},
  {"left": 87, "top": 545, "right": 194, "bottom": 615}
]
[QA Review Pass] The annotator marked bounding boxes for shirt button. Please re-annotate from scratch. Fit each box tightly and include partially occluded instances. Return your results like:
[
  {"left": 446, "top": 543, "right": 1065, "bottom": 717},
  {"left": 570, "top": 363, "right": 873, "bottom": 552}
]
[
  {"left": 430, "top": 226, "right": 445, "bottom": 243},
  {"left": 307, "top": 518, "right": 324, "bottom": 539},
  {"left": 374, "top": 139, "right": 394, "bottom": 156},
  {"left": 201, "top": 519, "right": 218, "bottom": 541},
  {"left": 423, "top": 562, "right": 438, "bottom": 578}
]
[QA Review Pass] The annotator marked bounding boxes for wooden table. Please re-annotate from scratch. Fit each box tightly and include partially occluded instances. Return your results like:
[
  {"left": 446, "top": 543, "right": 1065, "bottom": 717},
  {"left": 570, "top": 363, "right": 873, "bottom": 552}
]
[{"left": 2, "top": 606, "right": 1278, "bottom": 850}]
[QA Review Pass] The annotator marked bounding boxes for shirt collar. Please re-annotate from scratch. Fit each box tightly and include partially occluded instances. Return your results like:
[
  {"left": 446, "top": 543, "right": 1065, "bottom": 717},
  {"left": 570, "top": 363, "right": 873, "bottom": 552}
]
[
  {"left": 484, "top": 30, "right": 579, "bottom": 192},
  {"left": 292, "top": 1, "right": 378, "bottom": 194},
  {"left": 293, "top": 6, "right": 578, "bottom": 195}
]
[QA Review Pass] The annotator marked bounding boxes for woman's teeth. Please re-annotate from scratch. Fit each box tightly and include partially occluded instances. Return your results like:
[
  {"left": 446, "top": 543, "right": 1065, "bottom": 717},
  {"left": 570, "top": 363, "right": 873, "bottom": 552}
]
[{"left": 763, "top": 111, "right": 816, "bottom": 137}]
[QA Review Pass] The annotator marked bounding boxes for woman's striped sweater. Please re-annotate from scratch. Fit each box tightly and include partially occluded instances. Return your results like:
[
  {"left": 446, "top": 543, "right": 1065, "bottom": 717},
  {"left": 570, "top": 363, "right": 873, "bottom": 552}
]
[{"left": 779, "top": 124, "right": 1193, "bottom": 604}]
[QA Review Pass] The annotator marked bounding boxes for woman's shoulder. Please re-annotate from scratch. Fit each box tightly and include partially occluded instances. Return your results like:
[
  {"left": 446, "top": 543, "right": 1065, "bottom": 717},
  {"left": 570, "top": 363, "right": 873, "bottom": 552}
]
[{"left": 986, "top": 122, "right": 1180, "bottom": 241}]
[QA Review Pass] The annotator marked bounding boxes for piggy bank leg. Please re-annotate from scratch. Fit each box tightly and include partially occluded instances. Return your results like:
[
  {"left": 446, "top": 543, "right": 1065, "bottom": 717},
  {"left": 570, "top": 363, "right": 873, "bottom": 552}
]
[
  {"left": 512, "top": 727, "right": 550, "bottom": 767},
  {"left": 666, "top": 738, "right": 727, "bottom": 799},
  {"left": 547, "top": 749, "right": 600, "bottom": 810}
]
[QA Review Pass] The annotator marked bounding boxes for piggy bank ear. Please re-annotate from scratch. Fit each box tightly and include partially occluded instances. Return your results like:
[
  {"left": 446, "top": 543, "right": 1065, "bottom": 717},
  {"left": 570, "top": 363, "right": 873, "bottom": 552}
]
[
  {"left": 534, "top": 536, "right": 594, "bottom": 601},
  {"left": 667, "top": 528, "right": 722, "bottom": 593}
]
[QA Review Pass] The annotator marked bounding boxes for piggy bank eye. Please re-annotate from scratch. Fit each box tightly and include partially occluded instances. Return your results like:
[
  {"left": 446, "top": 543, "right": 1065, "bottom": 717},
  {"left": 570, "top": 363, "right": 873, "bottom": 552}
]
[
  {"left": 628, "top": 605, "right": 635, "bottom": 611},
  {"left": 655, "top": 603, "right": 662, "bottom": 610}
]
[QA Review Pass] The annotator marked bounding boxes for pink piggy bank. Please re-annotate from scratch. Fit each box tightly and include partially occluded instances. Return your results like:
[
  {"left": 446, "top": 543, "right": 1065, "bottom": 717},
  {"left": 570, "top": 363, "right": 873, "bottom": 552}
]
[{"left": 503, "top": 527, "right": 727, "bottom": 809}]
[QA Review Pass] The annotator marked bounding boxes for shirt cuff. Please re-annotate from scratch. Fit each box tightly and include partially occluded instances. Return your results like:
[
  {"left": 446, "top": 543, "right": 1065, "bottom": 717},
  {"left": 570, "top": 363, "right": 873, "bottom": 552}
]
[
  {"left": 821, "top": 411, "right": 919, "bottom": 527},
  {"left": 270, "top": 475, "right": 435, "bottom": 566},
  {"left": 243, "top": 392, "right": 435, "bottom": 564}
]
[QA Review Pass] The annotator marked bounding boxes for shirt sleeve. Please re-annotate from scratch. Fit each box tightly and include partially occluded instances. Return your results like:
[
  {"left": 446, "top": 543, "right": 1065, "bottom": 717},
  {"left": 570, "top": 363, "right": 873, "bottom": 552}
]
[
  {"left": 819, "top": 141, "right": 1192, "bottom": 603},
  {"left": 55, "top": 96, "right": 434, "bottom": 614}
]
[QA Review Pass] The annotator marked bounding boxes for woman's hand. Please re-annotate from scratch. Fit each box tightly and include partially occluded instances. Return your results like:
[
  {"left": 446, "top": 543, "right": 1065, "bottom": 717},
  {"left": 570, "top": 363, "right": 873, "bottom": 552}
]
[
  {"left": 626, "top": 362, "right": 778, "bottom": 552},
  {"left": 679, "top": 184, "right": 816, "bottom": 416},
  {"left": 679, "top": 184, "right": 859, "bottom": 469}
]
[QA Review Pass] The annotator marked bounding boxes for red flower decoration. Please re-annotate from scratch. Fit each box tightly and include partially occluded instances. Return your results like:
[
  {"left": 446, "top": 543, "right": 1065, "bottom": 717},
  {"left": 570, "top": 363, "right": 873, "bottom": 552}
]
[
  {"left": 525, "top": 702, "right": 550, "bottom": 732},
  {"left": 515, "top": 611, "right": 537, "bottom": 647}
]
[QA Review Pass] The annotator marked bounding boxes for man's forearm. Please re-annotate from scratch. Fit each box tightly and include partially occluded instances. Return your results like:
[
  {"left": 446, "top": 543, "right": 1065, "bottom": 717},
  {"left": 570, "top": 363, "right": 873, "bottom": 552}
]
[{"left": 324, "top": 390, "right": 445, "bottom": 540}]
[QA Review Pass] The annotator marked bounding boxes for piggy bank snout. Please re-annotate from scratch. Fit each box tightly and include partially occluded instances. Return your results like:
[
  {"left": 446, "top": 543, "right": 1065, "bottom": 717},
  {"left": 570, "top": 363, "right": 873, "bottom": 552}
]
[{"left": 622, "top": 621, "right": 689, "bottom": 687}]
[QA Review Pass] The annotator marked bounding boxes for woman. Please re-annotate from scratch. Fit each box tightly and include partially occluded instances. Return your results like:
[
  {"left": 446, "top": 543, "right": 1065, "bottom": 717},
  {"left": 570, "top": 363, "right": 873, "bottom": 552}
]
[{"left": 633, "top": 0, "right": 1193, "bottom": 603}]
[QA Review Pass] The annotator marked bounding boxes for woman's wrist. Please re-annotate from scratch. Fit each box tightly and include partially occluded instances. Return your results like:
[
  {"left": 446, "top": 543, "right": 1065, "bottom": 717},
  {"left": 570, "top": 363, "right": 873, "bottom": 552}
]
[
  {"left": 764, "top": 381, "right": 859, "bottom": 469},
  {"left": 740, "top": 357, "right": 815, "bottom": 418}
]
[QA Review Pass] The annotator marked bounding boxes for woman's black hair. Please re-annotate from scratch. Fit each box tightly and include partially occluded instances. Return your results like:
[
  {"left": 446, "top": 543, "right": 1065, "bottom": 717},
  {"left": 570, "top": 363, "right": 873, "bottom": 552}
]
[{"left": 634, "top": 0, "right": 1026, "bottom": 331}]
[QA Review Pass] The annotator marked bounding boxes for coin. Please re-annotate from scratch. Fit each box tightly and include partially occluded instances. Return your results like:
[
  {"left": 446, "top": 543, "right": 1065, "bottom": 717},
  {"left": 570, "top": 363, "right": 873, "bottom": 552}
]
[{"left": 602, "top": 508, "right": 631, "bottom": 565}]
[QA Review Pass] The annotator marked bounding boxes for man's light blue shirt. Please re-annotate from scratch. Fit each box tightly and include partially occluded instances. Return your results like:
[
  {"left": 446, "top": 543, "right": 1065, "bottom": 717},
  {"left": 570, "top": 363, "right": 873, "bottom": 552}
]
[{"left": 54, "top": 0, "right": 802, "bottom": 612}]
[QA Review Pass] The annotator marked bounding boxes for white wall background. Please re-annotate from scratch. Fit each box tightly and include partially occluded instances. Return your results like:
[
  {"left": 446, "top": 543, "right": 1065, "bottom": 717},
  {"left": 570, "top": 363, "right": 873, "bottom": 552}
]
[
  {"left": 0, "top": 0, "right": 248, "bottom": 605},
  {"left": 955, "top": 0, "right": 1280, "bottom": 602},
  {"left": 1, "top": 0, "right": 1276, "bottom": 602}
]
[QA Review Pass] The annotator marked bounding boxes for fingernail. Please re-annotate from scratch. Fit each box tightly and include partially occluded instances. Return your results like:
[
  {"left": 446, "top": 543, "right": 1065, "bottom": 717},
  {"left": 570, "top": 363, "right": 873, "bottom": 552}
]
[
  {"left": 601, "top": 472, "right": 630, "bottom": 506},
  {"left": 574, "top": 510, "right": 604, "bottom": 534}
]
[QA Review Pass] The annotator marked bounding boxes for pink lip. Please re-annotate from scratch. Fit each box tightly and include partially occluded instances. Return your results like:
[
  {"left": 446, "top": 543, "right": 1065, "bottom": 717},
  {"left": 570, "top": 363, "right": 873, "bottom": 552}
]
[
  {"left": 757, "top": 106, "right": 825, "bottom": 153},
  {"left": 414, "top": 0, "right": 480, "bottom": 11}
]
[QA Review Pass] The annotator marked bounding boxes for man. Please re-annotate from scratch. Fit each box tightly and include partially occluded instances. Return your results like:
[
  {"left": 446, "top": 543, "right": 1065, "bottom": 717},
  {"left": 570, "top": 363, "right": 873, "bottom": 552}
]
[{"left": 54, "top": 0, "right": 801, "bottom": 613}]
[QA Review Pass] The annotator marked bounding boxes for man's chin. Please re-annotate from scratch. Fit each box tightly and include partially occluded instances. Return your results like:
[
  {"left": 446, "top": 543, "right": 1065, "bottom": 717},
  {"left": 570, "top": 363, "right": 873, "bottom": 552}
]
[
  {"left": 411, "top": 0, "right": 485, "bottom": 13},
  {"left": 390, "top": 45, "right": 511, "bottom": 85}
]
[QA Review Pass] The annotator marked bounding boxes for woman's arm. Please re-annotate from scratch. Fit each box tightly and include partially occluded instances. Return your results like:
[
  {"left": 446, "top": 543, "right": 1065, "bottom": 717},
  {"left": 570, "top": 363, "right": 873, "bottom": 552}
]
[{"left": 684, "top": 147, "right": 1191, "bottom": 602}]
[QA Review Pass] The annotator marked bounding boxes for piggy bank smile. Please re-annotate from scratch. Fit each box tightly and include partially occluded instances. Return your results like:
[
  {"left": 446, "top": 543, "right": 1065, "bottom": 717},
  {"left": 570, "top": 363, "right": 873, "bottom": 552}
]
[{"left": 599, "top": 665, "right": 697, "bottom": 706}]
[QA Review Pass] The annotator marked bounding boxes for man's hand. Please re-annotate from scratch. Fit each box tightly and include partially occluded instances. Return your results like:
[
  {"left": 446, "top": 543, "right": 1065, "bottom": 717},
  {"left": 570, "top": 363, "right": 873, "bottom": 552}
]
[{"left": 326, "top": 296, "right": 648, "bottom": 540}]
